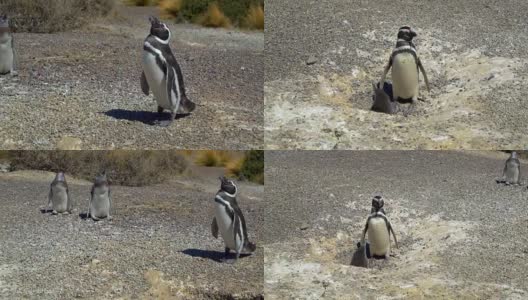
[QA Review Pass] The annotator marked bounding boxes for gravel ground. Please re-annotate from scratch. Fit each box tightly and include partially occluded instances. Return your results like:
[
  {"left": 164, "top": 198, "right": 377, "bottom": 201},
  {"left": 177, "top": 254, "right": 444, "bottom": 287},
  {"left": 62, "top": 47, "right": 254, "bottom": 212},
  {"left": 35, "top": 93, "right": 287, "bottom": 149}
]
[
  {"left": 0, "top": 168, "right": 263, "bottom": 299},
  {"left": 265, "top": 0, "right": 528, "bottom": 149},
  {"left": 264, "top": 151, "right": 528, "bottom": 298},
  {"left": 0, "top": 5, "right": 263, "bottom": 150}
]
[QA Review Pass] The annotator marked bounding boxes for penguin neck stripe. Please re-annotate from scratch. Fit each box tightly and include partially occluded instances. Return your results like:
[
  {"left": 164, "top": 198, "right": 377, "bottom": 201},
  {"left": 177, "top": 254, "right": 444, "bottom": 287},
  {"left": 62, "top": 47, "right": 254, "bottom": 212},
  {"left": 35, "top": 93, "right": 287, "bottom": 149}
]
[
  {"left": 215, "top": 195, "right": 233, "bottom": 210},
  {"left": 144, "top": 42, "right": 166, "bottom": 63}
]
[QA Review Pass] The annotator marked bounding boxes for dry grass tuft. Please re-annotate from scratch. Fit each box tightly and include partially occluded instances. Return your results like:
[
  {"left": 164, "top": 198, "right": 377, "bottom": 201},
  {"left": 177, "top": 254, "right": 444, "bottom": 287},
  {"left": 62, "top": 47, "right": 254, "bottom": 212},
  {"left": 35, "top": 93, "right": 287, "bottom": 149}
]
[
  {"left": 158, "top": 0, "right": 183, "bottom": 20},
  {"left": 242, "top": 4, "right": 263, "bottom": 30},
  {"left": 0, "top": 0, "right": 115, "bottom": 33},
  {"left": 197, "top": 2, "right": 231, "bottom": 28},
  {"left": 195, "top": 150, "right": 233, "bottom": 167},
  {"left": 8, "top": 151, "right": 188, "bottom": 186},
  {"left": 225, "top": 157, "right": 245, "bottom": 178}
]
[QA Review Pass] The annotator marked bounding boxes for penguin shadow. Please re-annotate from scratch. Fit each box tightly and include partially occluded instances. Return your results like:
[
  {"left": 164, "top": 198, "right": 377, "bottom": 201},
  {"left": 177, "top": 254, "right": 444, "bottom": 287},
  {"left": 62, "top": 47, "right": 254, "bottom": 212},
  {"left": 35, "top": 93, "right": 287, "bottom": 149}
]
[
  {"left": 103, "top": 109, "right": 190, "bottom": 125},
  {"left": 181, "top": 249, "right": 252, "bottom": 263},
  {"left": 40, "top": 208, "right": 54, "bottom": 214},
  {"left": 79, "top": 212, "right": 89, "bottom": 220}
]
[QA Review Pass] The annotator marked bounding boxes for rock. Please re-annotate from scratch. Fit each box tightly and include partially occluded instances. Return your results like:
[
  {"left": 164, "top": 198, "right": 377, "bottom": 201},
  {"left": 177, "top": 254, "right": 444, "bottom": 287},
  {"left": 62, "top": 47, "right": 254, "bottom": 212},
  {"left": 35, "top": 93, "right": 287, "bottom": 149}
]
[
  {"left": 300, "top": 223, "right": 310, "bottom": 230},
  {"left": 57, "top": 136, "right": 82, "bottom": 150},
  {"left": 306, "top": 56, "right": 318, "bottom": 65}
]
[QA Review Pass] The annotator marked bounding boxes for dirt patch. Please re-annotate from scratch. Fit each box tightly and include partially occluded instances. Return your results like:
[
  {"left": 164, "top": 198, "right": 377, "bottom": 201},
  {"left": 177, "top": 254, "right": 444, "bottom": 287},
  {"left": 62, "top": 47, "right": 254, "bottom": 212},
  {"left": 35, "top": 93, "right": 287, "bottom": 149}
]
[{"left": 265, "top": 29, "right": 528, "bottom": 149}]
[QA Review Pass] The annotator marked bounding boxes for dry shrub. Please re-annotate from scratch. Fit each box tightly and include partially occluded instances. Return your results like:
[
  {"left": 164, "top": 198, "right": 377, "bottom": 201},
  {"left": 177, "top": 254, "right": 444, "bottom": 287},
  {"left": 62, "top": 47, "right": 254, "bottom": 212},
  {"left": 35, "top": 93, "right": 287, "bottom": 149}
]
[
  {"left": 159, "top": 0, "right": 183, "bottom": 19},
  {"left": 243, "top": 4, "right": 263, "bottom": 30},
  {"left": 225, "top": 157, "right": 245, "bottom": 178},
  {"left": 0, "top": 0, "right": 115, "bottom": 33},
  {"left": 9, "top": 151, "right": 188, "bottom": 186},
  {"left": 197, "top": 2, "right": 231, "bottom": 28},
  {"left": 239, "top": 150, "right": 263, "bottom": 184},
  {"left": 195, "top": 150, "right": 233, "bottom": 167}
]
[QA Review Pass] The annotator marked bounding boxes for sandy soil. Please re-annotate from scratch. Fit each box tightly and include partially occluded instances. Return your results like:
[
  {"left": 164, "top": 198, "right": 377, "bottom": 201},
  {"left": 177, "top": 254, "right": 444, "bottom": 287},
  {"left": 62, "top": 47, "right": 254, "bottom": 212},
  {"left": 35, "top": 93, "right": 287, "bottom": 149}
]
[
  {"left": 265, "top": 0, "right": 528, "bottom": 149},
  {"left": 0, "top": 167, "right": 263, "bottom": 299},
  {"left": 264, "top": 151, "right": 528, "bottom": 299},
  {"left": 0, "top": 5, "right": 263, "bottom": 150}
]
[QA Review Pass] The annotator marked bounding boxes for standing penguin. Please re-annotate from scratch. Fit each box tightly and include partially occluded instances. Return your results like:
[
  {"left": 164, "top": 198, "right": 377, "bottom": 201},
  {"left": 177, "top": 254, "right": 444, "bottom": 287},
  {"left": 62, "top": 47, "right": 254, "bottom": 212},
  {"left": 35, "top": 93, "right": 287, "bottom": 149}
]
[
  {"left": 88, "top": 171, "right": 112, "bottom": 221},
  {"left": 0, "top": 15, "right": 17, "bottom": 76},
  {"left": 141, "top": 16, "right": 196, "bottom": 127},
  {"left": 497, "top": 151, "right": 521, "bottom": 185},
  {"left": 361, "top": 210, "right": 398, "bottom": 258},
  {"left": 380, "top": 26, "right": 430, "bottom": 107},
  {"left": 211, "top": 177, "right": 256, "bottom": 264},
  {"left": 47, "top": 172, "right": 72, "bottom": 215}
]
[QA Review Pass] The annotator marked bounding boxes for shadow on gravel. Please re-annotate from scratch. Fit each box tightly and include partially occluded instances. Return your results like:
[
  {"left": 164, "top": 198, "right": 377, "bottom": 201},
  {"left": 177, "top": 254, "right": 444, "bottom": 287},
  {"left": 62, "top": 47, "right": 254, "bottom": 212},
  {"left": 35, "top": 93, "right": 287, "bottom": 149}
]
[
  {"left": 181, "top": 248, "right": 252, "bottom": 262},
  {"left": 40, "top": 208, "right": 53, "bottom": 214},
  {"left": 103, "top": 109, "right": 190, "bottom": 125}
]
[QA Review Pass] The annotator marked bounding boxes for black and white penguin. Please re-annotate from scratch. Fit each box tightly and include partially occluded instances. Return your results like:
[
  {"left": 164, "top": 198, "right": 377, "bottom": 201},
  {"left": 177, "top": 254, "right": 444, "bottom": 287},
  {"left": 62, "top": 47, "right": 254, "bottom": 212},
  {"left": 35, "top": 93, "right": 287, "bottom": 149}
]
[
  {"left": 211, "top": 177, "right": 256, "bottom": 264},
  {"left": 88, "top": 171, "right": 112, "bottom": 221},
  {"left": 380, "top": 26, "right": 430, "bottom": 105},
  {"left": 0, "top": 15, "right": 17, "bottom": 76},
  {"left": 47, "top": 172, "right": 72, "bottom": 215},
  {"left": 361, "top": 211, "right": 398, "bottom": 258},
  {"left": 141, "top": 16, "right": 196, "bottom": 127},
  {"left": 497, "top": 151, "right": 521, "bottom": 185}
]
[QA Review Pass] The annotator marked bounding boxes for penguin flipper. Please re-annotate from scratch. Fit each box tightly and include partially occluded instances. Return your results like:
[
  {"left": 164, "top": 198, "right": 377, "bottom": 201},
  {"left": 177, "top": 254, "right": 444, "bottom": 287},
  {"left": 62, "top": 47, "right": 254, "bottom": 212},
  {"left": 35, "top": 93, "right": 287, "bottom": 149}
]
[
  {"left": 211, "top": 217, "right": 219, "bottom": 239},
  {"left": 417, "top": 58, "right": 430, "bottom": 92},
  {"left": 140, "top": 71, "right": 149, "bottom": 96}
]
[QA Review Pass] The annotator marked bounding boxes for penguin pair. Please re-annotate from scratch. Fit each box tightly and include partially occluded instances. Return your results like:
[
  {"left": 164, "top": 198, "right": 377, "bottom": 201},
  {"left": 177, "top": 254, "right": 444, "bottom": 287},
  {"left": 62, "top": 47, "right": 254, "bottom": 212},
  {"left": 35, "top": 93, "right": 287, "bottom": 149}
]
[
  {"left": 497, "top": 151, "right": 522, "bottom": 186},
  {"left": 141, "top": 17, "right": 196, "bottom": 127},
  {"left": 374, "top": 26, "right": 430, "bottom": 114},
  {"left": 211, "top": 177, "right": 256, "bottom": 264},
  {"left": 0, "top": 15, "right": 17, "bottom": 76},
  {"left": 352, "top": 195, "right": 398, "bottom": 268},
  {"left": 46, "top": 171, "right": 112, "bottom": 221}
]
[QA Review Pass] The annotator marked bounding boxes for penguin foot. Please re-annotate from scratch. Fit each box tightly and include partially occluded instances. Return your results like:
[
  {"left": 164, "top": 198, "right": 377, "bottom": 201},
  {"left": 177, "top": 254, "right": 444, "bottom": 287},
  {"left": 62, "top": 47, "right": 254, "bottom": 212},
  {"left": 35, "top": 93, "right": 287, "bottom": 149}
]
[{"left": 154, "top": 119, "right": 173, "bottom": 127}]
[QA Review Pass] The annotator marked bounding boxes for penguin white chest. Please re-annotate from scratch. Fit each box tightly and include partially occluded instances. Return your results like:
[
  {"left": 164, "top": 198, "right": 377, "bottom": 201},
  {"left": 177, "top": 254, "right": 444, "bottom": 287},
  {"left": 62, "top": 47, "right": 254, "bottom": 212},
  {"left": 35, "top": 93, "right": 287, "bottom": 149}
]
[
  {"left": 0, "top": 42, "right": 13, "bottom": 74},
  {"left": 142, "top": 50, "right": 172, "bottom": 110},
  {"left": 51, "top": 186, "right": 68, "bottom": 212},
  {"left": 367, "top": 218, "right": 391, "bottom": 256},
  {"left": 392, "top": 53, "right": 419, "bottom": 99},
  {"left": 91, "top": 191, "right": 110, "bottom": 218},
  {"left": 214, "top": 202, "right": 242, "bottom": 250}
]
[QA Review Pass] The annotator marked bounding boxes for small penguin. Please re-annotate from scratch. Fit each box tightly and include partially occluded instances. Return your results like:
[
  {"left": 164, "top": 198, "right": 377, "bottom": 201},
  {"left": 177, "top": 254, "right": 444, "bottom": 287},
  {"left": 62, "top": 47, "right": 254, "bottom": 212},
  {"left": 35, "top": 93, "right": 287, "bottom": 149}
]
[
  {"left": 497, "top": 151, "right": 521, "bottom": 185},
  {"left": 88, "top": 171, "right": 112, "bottom": 221},
  {"left": 371, "top": 81, "right": 398, "bottom": 114},
  {"left": 141, "top": 16, "right": 196, "bottom": 127},
  {"left": 0, "top": 15, "right": 17, "bottom": 76},
  {"left": 47, "top": 172, "right": 72, "bottom": 215},
  {"left": 380, "top": 26, "right": 430, "bottom": 106},
  {"left": 211, "top": 177, "right": 256, "bottom": 264},
  {"left": 350, "top": 241, "right": 370, "bottom": 268},
  {"left": 361, "top": 211, "right": 398, "bottom": 258}
]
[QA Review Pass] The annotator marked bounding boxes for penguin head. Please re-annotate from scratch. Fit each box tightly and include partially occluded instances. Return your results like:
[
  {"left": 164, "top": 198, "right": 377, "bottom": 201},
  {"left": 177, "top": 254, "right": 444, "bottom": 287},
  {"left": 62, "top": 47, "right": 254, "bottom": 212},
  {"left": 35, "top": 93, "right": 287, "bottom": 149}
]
[
  {"left": 94, "top": 171, "right": 108, "bottom": 185},
  {"left": 397, "top": 26, "right": 416, "bottom": 41},
  {"left": 0, "top": 15, "right": 10, "bottom": 42},
  {"left": 149, "top": 16, "right": 171, "bottom": 42},
  {"left": 511, "top": 151, "right": 518, "bottom": 159},
  {"left": 371, "top": 195, "right": 384, "bottom": 212},
  {"left": 219, "top": 176, "right": 237, "bottom": 196},
  {"left": 55, "top": 171, "right": 66, "bottom": 182}
]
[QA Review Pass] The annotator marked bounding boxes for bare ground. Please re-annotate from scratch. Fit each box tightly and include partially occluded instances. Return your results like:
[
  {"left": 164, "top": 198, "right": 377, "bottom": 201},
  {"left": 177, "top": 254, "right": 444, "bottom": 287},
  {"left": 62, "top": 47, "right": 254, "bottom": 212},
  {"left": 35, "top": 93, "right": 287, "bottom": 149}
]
[
  {"left": 264, "top": 151, "right": 528, "bottom": 299},
  {"left": 0, "top": 167, "right": 263, "bottom": 299},
  {"left": 265, "top": 0, "right": 528, "bottom": 150},
  {"left": 0, "top": 5, "right": 263, "bottom": 150}
]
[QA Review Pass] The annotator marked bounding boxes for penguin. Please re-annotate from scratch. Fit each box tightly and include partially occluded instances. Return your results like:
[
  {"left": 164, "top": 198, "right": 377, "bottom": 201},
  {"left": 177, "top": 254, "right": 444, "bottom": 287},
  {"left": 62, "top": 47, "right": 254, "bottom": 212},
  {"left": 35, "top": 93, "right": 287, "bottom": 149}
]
[
  {"left": 371, "top": 81, "right": 397, "bottom": 114},
  {"left": 88, "top": 171, "right": 112, "bottom": 221},
  {"left": 211, "top": 177, "right": 256, "bottom": 264},
  {"left": 379, "top": 26, "right": 430, "bottom": 107},
  {"left": 47, "top": 172, "right": 72, "bottom": 215},
  {"left": 361, "top": 211, "right": 398, "bottom": 258},
  {"left": 141, "top": 16, "right": 196, "bottom": 127},
  {"left": 497, "top": 151, "right": 521, "bottom": 185},
  {"left": 350, "top": 241, "right": 370, "bottom": 268},
  {"left": 0, "top": 15, "right": 17, "bottom": 76}
]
